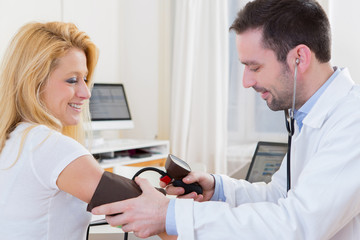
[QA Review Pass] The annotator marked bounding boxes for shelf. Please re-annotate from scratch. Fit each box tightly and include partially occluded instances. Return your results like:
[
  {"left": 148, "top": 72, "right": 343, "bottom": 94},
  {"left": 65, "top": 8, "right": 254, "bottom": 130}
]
[
  {"left": 99, "top": 154, "right": 167, "bottom": 168},
  {"left": 90, "top": 139, "right": 169, "bottom": 154},
  {"left": 90, "top": 138, "right": 169, "bottom": 171}
]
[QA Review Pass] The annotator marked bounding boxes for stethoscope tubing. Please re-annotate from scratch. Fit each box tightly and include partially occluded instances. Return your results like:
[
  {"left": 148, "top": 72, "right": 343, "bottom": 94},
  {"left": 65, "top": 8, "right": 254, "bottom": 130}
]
[{"left": 284, "top": 59, "right": 299, "bottom": 193}]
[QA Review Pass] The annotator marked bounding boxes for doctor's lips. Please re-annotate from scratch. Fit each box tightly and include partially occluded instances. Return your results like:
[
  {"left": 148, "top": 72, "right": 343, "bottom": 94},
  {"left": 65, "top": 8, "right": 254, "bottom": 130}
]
[
  {"left": 253, "top": 86, "right": 269, "bottom": 100},
  {"left": 261, "top": 91, "right": 270, "bottom": 100}
]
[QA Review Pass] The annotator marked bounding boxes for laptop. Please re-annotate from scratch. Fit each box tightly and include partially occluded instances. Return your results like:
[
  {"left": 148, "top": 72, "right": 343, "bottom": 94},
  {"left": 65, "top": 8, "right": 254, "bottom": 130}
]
[{"left": 245, "top": 141, "right": 287, "bottom": 183}]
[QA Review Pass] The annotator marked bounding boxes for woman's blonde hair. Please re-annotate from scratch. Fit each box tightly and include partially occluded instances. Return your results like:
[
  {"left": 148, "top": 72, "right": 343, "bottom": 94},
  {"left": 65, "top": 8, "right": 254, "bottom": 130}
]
[{"left": 0, "top": 22, "right": 99, "bottom": 152}]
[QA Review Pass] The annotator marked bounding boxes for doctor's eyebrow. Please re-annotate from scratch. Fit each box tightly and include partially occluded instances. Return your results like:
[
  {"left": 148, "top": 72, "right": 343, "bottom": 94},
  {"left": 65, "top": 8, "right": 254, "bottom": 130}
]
[{"left": 240, "top": 60, "right": 260, "bottom": 66}]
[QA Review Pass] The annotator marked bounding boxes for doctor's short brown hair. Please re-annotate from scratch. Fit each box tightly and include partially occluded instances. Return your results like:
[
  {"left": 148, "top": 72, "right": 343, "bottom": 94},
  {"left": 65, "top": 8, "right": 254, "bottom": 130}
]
[{"left": 230, "top": 0, "right": 331, "bottom": 64}]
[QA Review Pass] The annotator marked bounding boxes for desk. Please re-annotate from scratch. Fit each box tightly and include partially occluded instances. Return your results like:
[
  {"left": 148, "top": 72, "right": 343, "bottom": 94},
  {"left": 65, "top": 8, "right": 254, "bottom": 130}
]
[{"left": 89, "top": 224, "right": 161, "bottom": 240}]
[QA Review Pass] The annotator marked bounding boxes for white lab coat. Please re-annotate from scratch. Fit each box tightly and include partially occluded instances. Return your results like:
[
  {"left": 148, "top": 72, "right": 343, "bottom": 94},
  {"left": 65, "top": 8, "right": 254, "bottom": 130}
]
[{"left": 174, "top": 68, "right": 360, "bottom": 240}]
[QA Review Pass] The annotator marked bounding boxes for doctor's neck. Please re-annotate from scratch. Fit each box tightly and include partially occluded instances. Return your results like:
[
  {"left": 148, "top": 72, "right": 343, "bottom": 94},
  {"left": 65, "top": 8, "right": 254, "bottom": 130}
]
[{"left": 294, "top": 61, "right": 334, "bottom": 109}]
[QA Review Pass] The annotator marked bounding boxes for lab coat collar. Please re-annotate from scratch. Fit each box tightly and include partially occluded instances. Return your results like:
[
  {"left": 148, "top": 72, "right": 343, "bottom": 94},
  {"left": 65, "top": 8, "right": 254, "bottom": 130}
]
[{"left": 302, "top": 68, "right": 354, "bottom": 129}]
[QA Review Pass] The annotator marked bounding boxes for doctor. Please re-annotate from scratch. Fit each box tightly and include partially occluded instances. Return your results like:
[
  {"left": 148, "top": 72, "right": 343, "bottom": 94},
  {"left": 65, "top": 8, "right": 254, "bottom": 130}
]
[{"left": 92, "top": 0, "right": 360, "bottom": 239}]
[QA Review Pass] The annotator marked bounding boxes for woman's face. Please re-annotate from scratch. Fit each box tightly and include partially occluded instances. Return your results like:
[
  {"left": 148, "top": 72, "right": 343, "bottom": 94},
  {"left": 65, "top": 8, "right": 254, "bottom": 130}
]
[{"left": 42, "top": 48, "right": 90, "bottom": 126}]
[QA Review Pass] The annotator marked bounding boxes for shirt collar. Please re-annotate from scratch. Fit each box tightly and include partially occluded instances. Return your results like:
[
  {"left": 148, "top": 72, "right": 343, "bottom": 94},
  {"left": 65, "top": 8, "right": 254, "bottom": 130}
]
[{"left": 294, "top": 67, "right": 341, "bottom": 131}]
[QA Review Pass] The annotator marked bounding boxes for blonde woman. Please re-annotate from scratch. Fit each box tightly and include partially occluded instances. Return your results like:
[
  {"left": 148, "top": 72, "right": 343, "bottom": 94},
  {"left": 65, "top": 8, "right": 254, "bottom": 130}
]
[{"left": 0, "top": 22, "right": 104, "bottom": 239}]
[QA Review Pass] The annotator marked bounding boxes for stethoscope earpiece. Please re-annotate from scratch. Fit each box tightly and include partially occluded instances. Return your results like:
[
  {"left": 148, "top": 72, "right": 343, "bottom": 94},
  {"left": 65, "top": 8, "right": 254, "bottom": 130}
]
[{"left": 295, "top": 58, "right": 300, "bottom": 65}]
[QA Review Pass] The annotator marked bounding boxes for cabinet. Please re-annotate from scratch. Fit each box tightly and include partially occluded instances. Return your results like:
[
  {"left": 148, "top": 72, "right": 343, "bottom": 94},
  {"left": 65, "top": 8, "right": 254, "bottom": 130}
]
[{"left": 91, "top": 139, "right": 169, "bottom": 173}]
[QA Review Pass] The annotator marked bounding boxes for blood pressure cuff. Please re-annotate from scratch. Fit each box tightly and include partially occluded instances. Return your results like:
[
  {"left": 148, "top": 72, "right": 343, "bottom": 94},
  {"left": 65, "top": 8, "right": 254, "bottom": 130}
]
[{"left": 87, "top": 171, "right": 142, "bottom": 212}]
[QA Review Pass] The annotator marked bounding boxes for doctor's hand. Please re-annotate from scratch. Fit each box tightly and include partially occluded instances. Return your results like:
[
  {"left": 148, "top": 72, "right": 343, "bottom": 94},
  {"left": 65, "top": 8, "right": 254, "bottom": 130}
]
[
  {"left": 160, "top": 171, "right": 215, "bottom": 202},
  {"left": 92, "top": 177, "right": 170, "bottom": 239}
]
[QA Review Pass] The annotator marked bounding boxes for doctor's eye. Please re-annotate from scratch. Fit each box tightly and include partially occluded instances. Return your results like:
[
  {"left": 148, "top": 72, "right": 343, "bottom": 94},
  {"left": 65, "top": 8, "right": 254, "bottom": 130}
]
[{"left": 250, "top": 66, "right": 260, "bottom": 72}]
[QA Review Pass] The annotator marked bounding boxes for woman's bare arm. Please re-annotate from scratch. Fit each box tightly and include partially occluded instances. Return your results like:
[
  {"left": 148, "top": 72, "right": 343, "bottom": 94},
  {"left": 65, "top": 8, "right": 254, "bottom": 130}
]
[{"left": 57, "top": 155, "right": 104, "bottom": 203}]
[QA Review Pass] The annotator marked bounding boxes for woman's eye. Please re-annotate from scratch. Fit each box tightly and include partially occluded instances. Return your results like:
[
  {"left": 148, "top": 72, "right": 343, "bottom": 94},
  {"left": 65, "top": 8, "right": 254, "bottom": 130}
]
[
  {"left": 83, "top": 77, "right": 88, "bottom": 83},
  {"left": 66, "top": 77, "right": 78, "bottom": 84}
]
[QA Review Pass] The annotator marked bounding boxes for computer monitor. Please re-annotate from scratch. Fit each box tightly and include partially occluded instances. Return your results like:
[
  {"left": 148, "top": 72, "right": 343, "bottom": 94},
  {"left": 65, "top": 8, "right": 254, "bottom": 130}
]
[
  {"left": 89, "top": 83, "right": 134, "bottom": 131},
  {"left": 245, "top": 141, "right": 287, "bottom": 183}
]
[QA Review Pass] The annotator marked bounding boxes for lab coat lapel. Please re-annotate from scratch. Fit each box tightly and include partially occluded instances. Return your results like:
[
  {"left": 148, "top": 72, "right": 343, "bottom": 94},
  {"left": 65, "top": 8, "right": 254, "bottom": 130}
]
[
  {"left": 290, "top": 68, "right": 355, "bottom": 185},
  {"left": 302, "top": 68, "right": 354, "bottom": 129}
]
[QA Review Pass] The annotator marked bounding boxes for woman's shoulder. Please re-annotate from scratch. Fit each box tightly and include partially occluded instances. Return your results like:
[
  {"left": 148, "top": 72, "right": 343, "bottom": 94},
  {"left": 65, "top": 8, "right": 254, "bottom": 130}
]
[
  {"left": 14, "top": 122, "right": 78, "bottom": 148},
  {"left": 14, "top": 123, "right": 88, "bottom": 153},
  {"left": 15, "top": 122, "right": 60, "bottom": 139}
]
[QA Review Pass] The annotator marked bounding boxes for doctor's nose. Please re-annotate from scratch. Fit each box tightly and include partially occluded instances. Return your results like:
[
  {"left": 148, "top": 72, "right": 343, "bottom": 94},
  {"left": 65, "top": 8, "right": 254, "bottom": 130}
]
[{"left": 242, "top": 70, "right": 256, "bottom": 88}]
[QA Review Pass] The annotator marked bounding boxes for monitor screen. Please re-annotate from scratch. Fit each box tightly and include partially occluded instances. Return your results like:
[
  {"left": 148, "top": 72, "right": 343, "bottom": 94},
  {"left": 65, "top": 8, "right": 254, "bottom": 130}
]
[
  {"left": 246, "top": 141, "right": 287, "bottom": 183},
  {"left": 89, "top": 83, "right": 134, "bottom": 130}
]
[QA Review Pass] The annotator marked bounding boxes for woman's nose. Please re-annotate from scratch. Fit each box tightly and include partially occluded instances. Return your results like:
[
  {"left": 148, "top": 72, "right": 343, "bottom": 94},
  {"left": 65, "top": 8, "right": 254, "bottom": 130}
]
[{"left": 78, "top": 80, "right": 91, "bottom": 99}]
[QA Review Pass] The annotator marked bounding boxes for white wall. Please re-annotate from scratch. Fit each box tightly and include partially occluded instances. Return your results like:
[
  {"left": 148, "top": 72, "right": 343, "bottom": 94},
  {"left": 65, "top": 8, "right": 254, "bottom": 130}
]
[
  {"left": 0, "top": 0, "right": 61, "bottom": 58},
  {"left": 117, "top": 0, "right": 160, "bottom": 140},
  {"left": 329, "top": 0, "right": 360, "bottom": 82},
  {"left": 62, "top": 0, "right": 122, "bottom": 85}
]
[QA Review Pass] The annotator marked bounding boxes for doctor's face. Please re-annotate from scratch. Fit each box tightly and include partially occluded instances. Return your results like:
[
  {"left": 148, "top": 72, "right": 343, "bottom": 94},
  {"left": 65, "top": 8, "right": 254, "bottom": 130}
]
[
  {"left": 42, "top": 48, "right": 91, "bottom": 126},
  {"left": 236, "top": 29, "right": 293, "bottom": 111}
]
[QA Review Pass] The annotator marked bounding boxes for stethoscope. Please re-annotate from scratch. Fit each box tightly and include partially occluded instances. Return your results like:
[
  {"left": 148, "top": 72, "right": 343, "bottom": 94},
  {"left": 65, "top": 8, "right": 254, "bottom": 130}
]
[{"left": 284, "top": 58, "right": 300, "bottom": 193}]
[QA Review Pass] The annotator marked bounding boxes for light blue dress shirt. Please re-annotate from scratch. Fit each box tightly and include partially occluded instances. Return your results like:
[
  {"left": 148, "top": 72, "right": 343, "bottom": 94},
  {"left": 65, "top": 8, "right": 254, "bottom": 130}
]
[{"left": 165, "top": 67, "right": 341, "bottom": 235}]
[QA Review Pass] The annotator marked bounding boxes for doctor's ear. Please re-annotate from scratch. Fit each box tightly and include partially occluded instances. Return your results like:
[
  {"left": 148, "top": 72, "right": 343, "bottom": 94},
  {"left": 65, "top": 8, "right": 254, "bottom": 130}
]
[{"left": 288, "top": 44, "right": 311, "bottom": 72}]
